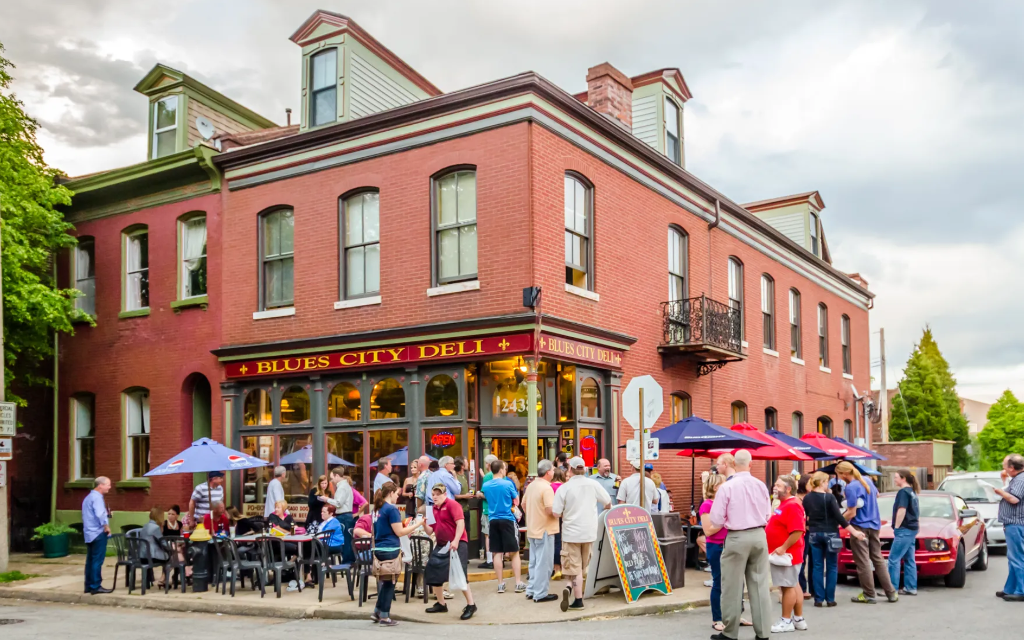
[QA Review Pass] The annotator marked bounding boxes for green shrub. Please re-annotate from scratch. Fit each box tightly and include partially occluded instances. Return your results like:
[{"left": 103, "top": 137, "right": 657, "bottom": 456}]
[{"left": 31, "top": 522, "right": 78, "bottom": 540}]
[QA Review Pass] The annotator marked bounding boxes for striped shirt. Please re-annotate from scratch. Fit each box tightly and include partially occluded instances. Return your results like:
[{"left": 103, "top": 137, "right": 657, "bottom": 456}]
[
  {"left": 191, "top": 483, "right": 224, "bottom": 520},
  {"left": 998, "top": 473, "right": 1024, "bottom": 526}
]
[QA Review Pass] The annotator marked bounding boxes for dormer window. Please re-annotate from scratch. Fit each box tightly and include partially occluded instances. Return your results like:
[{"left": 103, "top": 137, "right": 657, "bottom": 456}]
[
  {"left": 810, "top": 212, "right": 820, "bottom": 256},
  {"left": 152, "top": 96, "right": 178, "bottom": 159},
  {"left": 310, "top": 49, "right": 337, "bottom": 127},
  {"left": 664, "top": 98, "right": 681, "bottom": 164}
]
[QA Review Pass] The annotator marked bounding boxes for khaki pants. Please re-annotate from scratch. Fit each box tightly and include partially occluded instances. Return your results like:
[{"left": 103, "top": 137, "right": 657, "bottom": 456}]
[
  {"left": 850, "top": 526, "right": 895, "bottom": 598},
  {"left": 720, "top": 528, "right": 773, "bottom": 640}
]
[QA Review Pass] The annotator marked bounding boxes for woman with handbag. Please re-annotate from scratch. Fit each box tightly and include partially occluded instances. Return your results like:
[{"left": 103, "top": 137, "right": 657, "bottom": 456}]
[
  {"left": 803, "top": 472, "right": 867, "bottom": 606},
  {"left": 372, "top": 481, "right": 425, "bottom": 626}
]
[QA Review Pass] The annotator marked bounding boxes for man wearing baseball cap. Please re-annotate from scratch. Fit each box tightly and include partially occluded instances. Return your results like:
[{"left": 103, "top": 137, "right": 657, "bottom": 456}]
[
  {"left": 188, "top": 471, "right": 225, "bottom": 528},
  {"left": 616, "top": 461, "right": 659, "bottom": 512},
  {"left": 552, "top": 456, "right": 612, "bottom": 612}
]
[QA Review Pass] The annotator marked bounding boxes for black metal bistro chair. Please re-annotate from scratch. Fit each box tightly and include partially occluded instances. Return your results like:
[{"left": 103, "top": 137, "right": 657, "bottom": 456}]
[
  {"left": 352, "top": 537, "right": 374, "bottom": 606},
  {"left": 404, "top": 534, "right": 433, "bottom": 604}
]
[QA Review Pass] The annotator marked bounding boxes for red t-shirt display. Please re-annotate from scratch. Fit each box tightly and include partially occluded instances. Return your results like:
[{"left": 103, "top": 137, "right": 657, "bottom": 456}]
[
  {"left": 431, "top": 498, "right": 468, "bottom": 545},
  {"left": 766, "top": 497, "right": 805, "bottom": 561}
]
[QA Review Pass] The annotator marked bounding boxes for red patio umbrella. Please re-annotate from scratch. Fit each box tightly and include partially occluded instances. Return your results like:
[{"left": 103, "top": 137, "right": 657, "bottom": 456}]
[
  {"left": 800, "top": 432, "right": 871, "bottom": 459},
  {"left": 677, "top": 423, "right": 813, "bottom": 461}
]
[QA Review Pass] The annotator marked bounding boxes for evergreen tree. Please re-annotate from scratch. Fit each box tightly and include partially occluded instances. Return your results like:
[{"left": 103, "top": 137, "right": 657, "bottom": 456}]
[
  {"left": 0, "top": 43, "right": 84, "bottom": 404},
  {"left": 977, "top": 390, "right": 1024, "bottom": 471}
]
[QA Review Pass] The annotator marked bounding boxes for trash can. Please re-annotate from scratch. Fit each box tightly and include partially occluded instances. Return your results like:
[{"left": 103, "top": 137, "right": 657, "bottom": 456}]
[{"left": 651, "top": 513, "right": 687, "bottom": 588}]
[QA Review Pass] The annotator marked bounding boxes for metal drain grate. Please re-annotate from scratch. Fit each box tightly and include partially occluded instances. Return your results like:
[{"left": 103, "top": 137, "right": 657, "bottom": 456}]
[{"left": 0, "top": 619, "right": 25, "bottom": 625}]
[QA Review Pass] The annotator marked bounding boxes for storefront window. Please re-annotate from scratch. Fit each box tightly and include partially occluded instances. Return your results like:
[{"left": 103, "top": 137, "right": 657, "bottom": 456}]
[
  {"left": 241, "top": 435, "right": 274, "bottom": 514},
  {"left": 280, "top": 386, "right": 310, "bottom": 424},
  {"left": 326, "top": 431, "right": 364, "bottom": 496},
  {"left": 369, "top": 428, "right": 409, "bottom": 494},
  {"left": 279, "top": 434, "right": 313, "bottom": 505},
  {"left": 370, "top": 378, "right": 405, "bottom": 420},
  {"left": 425, "top": 374, "right": 459, "bottom": 417},
  {"left": 243, "top": 389, "right": 272, "bottom": 426},
  {"left": 493, "top": 372, "right": 542, "bottom": 418},
  {"left": 425, "top": 427, "right": 462, "bottom": 460},
  {"left": 328, "top": 382, "right": 361, "bottom": 421},
  {"left": 465, "top": 365, "right": 478, "bottom": 421},
  {"left": 580, "top": 377, "right": 600, "bottom": 418},
  {"left": 467, "top": 427, "right": 478, "bottom": 489},
  {"left": 579, "top": 428, "right": 602, "bottom": 468},
  {"left": 558, "top": 365, "right": 575, "bottom": 421}
]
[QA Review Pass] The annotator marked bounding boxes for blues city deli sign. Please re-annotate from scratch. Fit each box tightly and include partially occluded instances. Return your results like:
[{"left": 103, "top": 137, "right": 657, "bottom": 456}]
[
  {"left": 539, "top": 334, "right": 624, "bottom": 369},
  {"left": 225, "top": 334, "right": 533, "bottom": 379}
]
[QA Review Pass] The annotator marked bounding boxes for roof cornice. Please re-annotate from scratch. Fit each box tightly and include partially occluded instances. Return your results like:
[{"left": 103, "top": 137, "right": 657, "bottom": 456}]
[{"left": 133, "top": 63, "right": 277, "bottom": 129}]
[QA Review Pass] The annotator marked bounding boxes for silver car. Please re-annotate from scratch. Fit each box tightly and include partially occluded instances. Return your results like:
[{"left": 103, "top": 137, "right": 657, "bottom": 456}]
[{"left": 938, "top": 473, "right": 1005, "bottom": 549}]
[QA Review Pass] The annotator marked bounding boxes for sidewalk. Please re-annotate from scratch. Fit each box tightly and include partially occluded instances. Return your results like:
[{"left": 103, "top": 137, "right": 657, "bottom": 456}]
[{"left": 0, "top": 553, "right": 709, "bottom": 624}]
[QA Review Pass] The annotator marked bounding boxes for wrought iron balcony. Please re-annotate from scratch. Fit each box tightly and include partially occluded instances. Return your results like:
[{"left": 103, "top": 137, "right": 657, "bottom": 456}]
[{"left": 660, "top": 295, "right": 745, "bottom": 375}]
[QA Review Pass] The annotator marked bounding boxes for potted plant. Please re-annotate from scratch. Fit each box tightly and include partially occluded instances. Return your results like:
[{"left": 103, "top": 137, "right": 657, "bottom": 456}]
[{"left": 32, "top": 522, "right": 78, "bottom": 558}]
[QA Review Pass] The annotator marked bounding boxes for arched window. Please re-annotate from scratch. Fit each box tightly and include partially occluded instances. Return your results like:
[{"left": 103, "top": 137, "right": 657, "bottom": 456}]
[
  {"left": 243, "top": 389, "right": 272, "bottom": 426},
  {"left": 260, "top": 208, "right": 295, "bottom": 310},
  {"left": 280, "top": 386, "right": 310, "bottom": 424},
  {"left": 310, "top": 48, "right": 337, "bottom": 127},
  {"left": 841, "top": 314, "right": 851, "bottom": 375},
  {"left": 73, "top": 237, "right": 96, "bottom": 316},
  {"left": 789, "top": 289, "right": 802, "bottom": 359},
  {"left": 340, "top": 190, "right": 380, "bottom": 299},
  {"left": 817, "top": 416, "right": 833, "bottom": 437},
  {"left": 434, "top": 168, "right": 477, "bottom": 284},
  {"left": 668, "top": 226, "right": 687, "bottom": 302},
  {"left": 123, "top": 387, "right": 150, "bottom": 478},
  {"left": 818, "top": 303, "right": 829, "bottom": 368},
  {"left": 327, "top": 382, "right": 361, "bottom": 422},
  {"left": 670, "top": 392, "right": 692, "bottom": 423},
  {"left": 728, "top": 257, "right": 744, "bottom": 339},
  {"left": 71, "top": 393, "right": 95, "bottom": 480},
  {"left": 565, "top": 173, "right": 594, "bottom": 290},
  {"left": 494, "top": 372, "right": 541, "bottom": 418},
  {"left": 731, "top": 400, "right": 747, "bottom": 425},
  {"left": 370, "top": 378, "right": 405, "bottom": 420},
  {"left": 425, "top": 374, "right": 459, "bottom": 417},
  {"left": 761, "top": 274, "right": 775, "bottom": 350},
  {"left": 765, "top": 407, "right": 778, "bottom": 431},
  {"left": 580, "top": 377, "right": 600, "bottom": 419}
]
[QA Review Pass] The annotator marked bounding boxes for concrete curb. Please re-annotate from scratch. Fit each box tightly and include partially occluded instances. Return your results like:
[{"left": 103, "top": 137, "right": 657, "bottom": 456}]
[{"left": 0, "top": 586, "right": 709, "bottom": 624}]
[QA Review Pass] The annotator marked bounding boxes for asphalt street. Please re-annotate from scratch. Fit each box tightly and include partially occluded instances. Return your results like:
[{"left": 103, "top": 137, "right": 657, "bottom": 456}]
[{"left": 0, "top": 556, "right": 1016, "bottom": 639}]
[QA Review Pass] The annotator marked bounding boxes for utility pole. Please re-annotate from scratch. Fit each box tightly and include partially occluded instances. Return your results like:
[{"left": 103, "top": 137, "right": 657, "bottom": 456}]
[
  {"left": 879, "top": 328, "right": 888, "bottom": 444},
  {"left": 0, "top": 225, "right": 8, "bottom": 573}
]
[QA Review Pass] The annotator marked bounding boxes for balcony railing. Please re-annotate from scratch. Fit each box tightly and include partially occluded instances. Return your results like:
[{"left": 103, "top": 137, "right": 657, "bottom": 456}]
[{"left": 661, "top": 295, "right": 743, "bottom": 355}]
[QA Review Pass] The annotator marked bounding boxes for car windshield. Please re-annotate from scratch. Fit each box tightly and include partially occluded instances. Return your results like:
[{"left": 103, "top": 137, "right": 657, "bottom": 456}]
[
  {"left": 878, "top": 495, "right": 955, "bottom": 520},
  {"left": 938, "top": 479, "right": 999, "bottom": 502}
]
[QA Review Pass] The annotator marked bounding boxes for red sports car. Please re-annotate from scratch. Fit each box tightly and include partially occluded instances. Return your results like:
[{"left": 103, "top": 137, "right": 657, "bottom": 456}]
[{"left": 838, "top": 490, "right": 988, "bottom": 588}]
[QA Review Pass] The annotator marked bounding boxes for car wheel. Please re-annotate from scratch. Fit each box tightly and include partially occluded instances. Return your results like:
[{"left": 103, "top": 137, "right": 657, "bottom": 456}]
[
  {"left": 944, "top": 543, "right": 967, "bottom": 588},
  {"left": 971, "top": 537, "right": 988, "bottom": 572}
]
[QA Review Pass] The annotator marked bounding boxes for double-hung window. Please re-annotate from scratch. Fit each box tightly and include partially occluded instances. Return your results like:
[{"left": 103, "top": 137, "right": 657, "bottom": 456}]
[
  {"left": 841, "top": 314, "right": 851, "bottom": 374},
  {"left": 665, "top": 98, "right": 681, "bottom": 164},
  {"left": 761, "top": 275, "right": 775, "bottom": 350},
  {"left": 342, "top": 191, "right": 380, "bottom": 298},
  {"left": 668, "top": 227, "right": 687, "bottom": 301},
  {"left": 125, "top": 388, "right": 150, "bottom": 479},
  {"left": 810, "top": 213, "right": 820, "bottom": 256},
  {"left": 310, "top": 49, "right": 337, "bottom": 127},
  {"left": 728, "top": 257, "right": 744, "bottom": 339},
  {"left": 74, "top": 238, "right": 96, "bottom": 316},
  {"left": 152, "top": 96, "right": 178, "bottom": 159},
  {"left": 180, "top": 216, "right": 207, "bottom": 299},
  {"left": 789, "top": 289, "right": 801, "bottom": 359},
  {"left": 72, "top": 394, "right": 95, "bottom": 480},
  {"left": 564, "top": 174, "right": 593, "bottom": 290},
  {"left": 261, "top": 209, "right": 295, "bottom": 309},
  {"left": 818, "top": 303, "right": 829, "bottom": 368},
  {"left": 435, "top": 169, "right": 477, "bottom": 284},
  {"left": 124, "top": 229, "right": 149, "bottom": 312}
]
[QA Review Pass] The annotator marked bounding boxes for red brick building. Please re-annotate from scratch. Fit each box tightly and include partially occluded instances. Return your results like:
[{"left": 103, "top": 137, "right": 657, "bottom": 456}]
[{"left": 54, "top": 10, "right": 873, "bottom": 529}]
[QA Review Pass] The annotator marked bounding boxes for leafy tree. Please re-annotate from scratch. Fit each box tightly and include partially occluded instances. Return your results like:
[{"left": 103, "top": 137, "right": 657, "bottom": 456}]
[
  {"left": 977, "top": 390, "right": 1024, "bottom": 471},
  {"left": 0, "top": 43, "right": 83, "bottom": 404},
  {"left": 888, "top": 328, "right": 971, "bottom": 468}
]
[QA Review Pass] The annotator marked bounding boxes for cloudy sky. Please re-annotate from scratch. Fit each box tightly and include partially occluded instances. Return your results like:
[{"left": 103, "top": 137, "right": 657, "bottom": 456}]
[{"left": 3, "top": 0, "right": 1022, "bottom": 402}]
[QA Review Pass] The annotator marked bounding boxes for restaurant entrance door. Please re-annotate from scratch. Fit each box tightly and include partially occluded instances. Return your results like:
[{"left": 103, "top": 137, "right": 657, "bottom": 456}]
[{"left": 483, "top": 436, "right": 558, "bottom": 482}]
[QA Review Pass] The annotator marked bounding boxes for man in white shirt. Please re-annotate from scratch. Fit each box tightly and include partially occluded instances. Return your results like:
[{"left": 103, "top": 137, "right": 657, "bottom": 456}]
[
  {"left": 264, "top": 465, "right": 286, "bottom": 517},
  {"left": 373, "top": 457, "right": 393, "bottom": 494},
  {"left": 552, "top": 457, "right": 611, "bottom": 612},
  {"left": 616, "top": 462, "right": 658, "bottom": 512}
]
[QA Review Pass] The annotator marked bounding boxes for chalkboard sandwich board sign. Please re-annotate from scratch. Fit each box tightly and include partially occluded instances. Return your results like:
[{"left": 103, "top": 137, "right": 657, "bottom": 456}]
[{"left": 605, "top": 504, "right": 671, "bottom": 602}]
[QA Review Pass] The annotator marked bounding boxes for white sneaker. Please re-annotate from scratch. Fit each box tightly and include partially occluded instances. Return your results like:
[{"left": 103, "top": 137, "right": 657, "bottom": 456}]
[
  {"left": 703, "top": 579, "right": 714, "bottom": 587},
  {"left": 443, "top": 589, "right": 454, "bottom": 599},
  {"left": 703, "top": 565, "right": 712, "bottom": 573},
  {"left": 771, "top": 618, "right": 796, "bottom": 633},
  {"left": 794, "top": 617, "right": 808, "bottom": 631}
]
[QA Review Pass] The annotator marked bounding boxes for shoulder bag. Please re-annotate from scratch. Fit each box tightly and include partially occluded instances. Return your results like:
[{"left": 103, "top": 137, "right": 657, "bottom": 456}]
[
  {"left": 824, "top": 493, "right": 844, "bottom": 553},
  {"left": 372, "top": 553, "right": 405, "bottom": 578}
]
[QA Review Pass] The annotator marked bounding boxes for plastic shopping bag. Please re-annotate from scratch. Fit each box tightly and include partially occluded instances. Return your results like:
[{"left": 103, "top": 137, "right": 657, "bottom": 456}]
[
  {"left": 449, "top": 548, "right": 468, "bottom": 592},
  {"left": 400, "top": 535, "right": 412, "bottom": 563}
]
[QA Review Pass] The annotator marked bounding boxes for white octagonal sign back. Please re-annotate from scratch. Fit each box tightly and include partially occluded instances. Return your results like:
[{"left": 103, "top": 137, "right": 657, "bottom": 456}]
[{"left": 621, "top": 375, "right": 663, "bottom": 432}]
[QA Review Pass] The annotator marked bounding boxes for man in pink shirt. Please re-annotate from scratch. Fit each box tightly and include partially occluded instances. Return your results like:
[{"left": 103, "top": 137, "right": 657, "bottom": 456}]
[{"left": 707, "top": 450, "right": 774, "bottom": 640}]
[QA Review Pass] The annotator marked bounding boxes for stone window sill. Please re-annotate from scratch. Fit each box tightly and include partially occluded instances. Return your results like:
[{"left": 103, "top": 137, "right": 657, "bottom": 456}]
[
  {"left": 819, "top": 366, "right": 832, "bottom": 374},
  {"left": 565, "top": 283, "right": 600, "bottom": 301},
  {"left": 334, "top": 295, "right": 382, "bottom": 310},
  {"left": 118, "top": 308, "right": 150, "bottom": 319},
  {"left": 427, "top": 281, "right": 480, "bottom": 297},
  {"left": 763, "top": 348, "right": 779, "bottom": 358},
  {"left": 253, "top": 307, "right": 295, "bottom": 320},
  {"left": 171, "top": 295, "right": 208, "bottom": 312},
  {"left": 791, "top": 357, "right": 805, "bottom": 366},
  {"left": 843, "top": 372, "right": 854, "bottom": 380},
  {"left": 115, "top": 478, "right": 151, "bottom": 490},
  {"left": 64, "top": 479, "right": 95, "bottom": 490}
]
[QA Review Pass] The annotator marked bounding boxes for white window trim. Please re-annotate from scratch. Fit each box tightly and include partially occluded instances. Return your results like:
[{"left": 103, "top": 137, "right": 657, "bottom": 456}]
[
  {"left": 741, "top": 340, "right": 749, "bottom": 349},
  {"left": 151, "top": 95, "right": 178, "bottom": 159},
  {"left": 791, "top": 356, "right": 805, "bottom": 366},
  {"left": 427, "top": 280, "right": 480, "bottom": 297},
  {"left": 565, "top": 282, "right": 600, "bottom": 301},
  {"left": 179, "top": 216, "right": 207, "bottom": 300},
  {"left": 123, "top": 390, "right": 150, "bottom": 480},
  {"left": 843, "top": 372, "right": 854, "bottom": 380},
  {"left": 763, "top": 348, "right": 779, "bottom": 358},
  {"left": 124, "top": 229, "right": 149, "bottom": 312},
  {"left": 71, "top": 396, "right": 94, "bottom": 481},
  {"left": 334, "top": 295, "right": 382, "bottom": 310},
  {"left": 819, "top": 366, "right": 832, "bottom": 374},
  {"left": 73, "top": 240, "right": 96, "bottom": 316},
  {"left": 253, "top": 307, "right": 296, "bottom": 320}
]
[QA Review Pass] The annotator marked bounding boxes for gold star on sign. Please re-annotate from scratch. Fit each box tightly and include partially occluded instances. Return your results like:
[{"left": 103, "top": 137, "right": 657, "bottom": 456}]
[
  {"left": 499, "top": 339, "right": 510, "bottom": 351},
  {"left": 240, "top": 365, "right": 248, "bottom": 375}
]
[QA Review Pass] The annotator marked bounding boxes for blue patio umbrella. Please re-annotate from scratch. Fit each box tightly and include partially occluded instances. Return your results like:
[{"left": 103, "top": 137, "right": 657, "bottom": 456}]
[
  {"left": 765, "top": 429, "right": 835, "bottom": 460},
  {"left": 369, "top": 446, "right": 435, "bottom": 468},
  {"left": 146, "top": 437, "right": 271, "bottom": 476},
  {"left": 815, "top": 460, "right": 881, "bottom": 476},
  {"left": 832, "top": 436, "right": 887, "bottom": 461},
  {"left": 279, "top": 444, "right": 354, "bottom": 467}
]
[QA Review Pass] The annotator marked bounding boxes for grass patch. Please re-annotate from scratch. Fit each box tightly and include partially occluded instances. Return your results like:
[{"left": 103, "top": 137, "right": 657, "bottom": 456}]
[{"left": 0, "top": 571, "right": 39, "bottom": 583}]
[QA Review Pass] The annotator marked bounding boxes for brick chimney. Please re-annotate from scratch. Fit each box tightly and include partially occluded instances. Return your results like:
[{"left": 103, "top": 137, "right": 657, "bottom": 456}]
[{"left": 585, "top": 63, "right": 633, "bottom": 130}]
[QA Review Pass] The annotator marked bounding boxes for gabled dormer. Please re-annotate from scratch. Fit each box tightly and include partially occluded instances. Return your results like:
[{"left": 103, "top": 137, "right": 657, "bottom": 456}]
[
  {"left": 630, "top": 69, "right": 692, "bottom": 167},
  {"left": 290, "top": 10, "right": 442, "bottom": 131},
  {"left": 743, "top": 191, "right": 832, "bottom": 263},
  {"left": 134, "top": 64, "right": 276, "bottom": 160}
]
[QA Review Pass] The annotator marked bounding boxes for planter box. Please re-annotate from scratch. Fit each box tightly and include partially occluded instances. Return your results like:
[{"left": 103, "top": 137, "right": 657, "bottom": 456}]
[{"left": 42, "top": 532, "right": 70, "bottom": 558}]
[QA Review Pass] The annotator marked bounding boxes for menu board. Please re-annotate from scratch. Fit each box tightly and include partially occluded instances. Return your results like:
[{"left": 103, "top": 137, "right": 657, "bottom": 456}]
[{"left": 605, "top": 505, "right": 671, "bottom": 602}]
